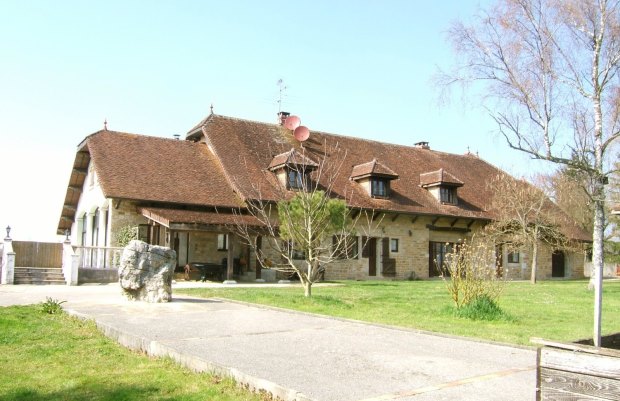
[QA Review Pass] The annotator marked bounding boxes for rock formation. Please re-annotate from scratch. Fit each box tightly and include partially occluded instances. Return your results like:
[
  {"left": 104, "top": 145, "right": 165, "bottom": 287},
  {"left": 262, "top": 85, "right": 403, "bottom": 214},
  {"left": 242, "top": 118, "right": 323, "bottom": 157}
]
[{"left": 119, "top": 240, "right": 176, "bottom": 302}]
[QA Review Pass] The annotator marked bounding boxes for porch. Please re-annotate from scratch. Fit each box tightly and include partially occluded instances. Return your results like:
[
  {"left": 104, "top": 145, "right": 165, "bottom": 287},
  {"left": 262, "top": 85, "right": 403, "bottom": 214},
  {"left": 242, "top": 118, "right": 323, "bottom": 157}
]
[{"left": 138, "top": 207, "right": 273, "bottom": 283}]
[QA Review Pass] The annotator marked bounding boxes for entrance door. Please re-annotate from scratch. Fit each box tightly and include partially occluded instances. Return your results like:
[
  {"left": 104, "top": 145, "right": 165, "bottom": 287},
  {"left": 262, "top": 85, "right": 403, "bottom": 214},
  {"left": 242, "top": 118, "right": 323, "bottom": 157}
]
[
  {"left": 368, "top": 238, "right": 377, "bottom": 276},
  {"left": 552, "top": 250, "right": 565, "bottom": 277},
  {"left": 175, "top": 232, "right": 189, "bottom": 268}
]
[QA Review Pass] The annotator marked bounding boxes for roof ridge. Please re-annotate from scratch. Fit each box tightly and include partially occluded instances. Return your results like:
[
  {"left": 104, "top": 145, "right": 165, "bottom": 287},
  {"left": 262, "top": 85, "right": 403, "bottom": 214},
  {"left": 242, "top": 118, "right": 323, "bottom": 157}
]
[{"left": 205, "top": 114, "right": 494, "bottom": 163}]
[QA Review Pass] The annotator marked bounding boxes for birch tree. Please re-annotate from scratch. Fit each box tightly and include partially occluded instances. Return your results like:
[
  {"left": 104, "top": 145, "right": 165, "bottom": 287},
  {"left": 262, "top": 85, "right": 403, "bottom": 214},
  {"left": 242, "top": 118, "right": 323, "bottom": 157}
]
[{"left": 439, "top": 0, "right": 620, "bottom": 346}]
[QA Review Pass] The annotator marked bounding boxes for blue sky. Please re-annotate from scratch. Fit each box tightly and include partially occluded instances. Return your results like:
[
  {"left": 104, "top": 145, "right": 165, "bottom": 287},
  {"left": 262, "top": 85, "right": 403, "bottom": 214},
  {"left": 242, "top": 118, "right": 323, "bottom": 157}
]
[{"left": 0, "top": 0, "right": 544, "bottom": 241}]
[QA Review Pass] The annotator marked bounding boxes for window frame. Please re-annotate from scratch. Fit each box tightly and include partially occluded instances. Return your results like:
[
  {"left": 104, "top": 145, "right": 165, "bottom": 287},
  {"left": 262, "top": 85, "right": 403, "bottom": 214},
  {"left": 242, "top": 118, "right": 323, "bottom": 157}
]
[
  {"left": 371, "top": 178, "right": 389, "bottom": 198},
  {"left": 439, "top": 186, "right": 457, "bottom": 204},
  {"left": 217, "top": 234, "right": 228, "bottom": 251},
  {"left": 287, "top": 169, "right": 305, "bottom": 190},
  {"left": 507, "top": 251, "right": 520, "bottom": 264},
  {"left": 333, "top": 235, "right": 359, "bottom": 260},
  {"left": 390, "top": 238, "right": 399, "bottom": 253}
]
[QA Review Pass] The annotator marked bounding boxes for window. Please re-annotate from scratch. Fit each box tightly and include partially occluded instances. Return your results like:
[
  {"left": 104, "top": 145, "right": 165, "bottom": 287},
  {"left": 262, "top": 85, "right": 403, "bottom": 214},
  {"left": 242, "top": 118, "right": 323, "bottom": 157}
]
[
  {"left": 390, "top": 238, "right": 399, "bottom": 252},
  {"left": 284, "top": 241, "right": 305, "bottom": 260},
  {"left": 371, "top": 178, "right": 388, "bottom": 197},
  {"left": 287, "top": 169, "right": 305, "bottom": 190},
  {"left": 217, "top": 234, "right": 228, "bottom": 251},
  {"left": 440, "top": 187, "right": 457, "bottom": 204},
  {"left": 333, "top": 235, "right": 359, "bottom": 259},
  {"left": 507, "top": 251, "right": 520, "bottom": 263},
  {"left": 429, "top": 241, "right": 454, "bottom": 277},
  {"left": 138, "top": 224, "right": 150, "bottom": 243}
]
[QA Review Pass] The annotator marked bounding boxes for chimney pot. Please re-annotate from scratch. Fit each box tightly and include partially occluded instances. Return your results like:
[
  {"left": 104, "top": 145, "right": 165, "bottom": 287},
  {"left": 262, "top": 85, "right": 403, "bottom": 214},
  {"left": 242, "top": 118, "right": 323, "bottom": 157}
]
[
  {"left": 414, "top": 141, "right": 430, "bottom": 150},
  {"left": 278, "top": 111, "right": 290, "bottom": 126}
]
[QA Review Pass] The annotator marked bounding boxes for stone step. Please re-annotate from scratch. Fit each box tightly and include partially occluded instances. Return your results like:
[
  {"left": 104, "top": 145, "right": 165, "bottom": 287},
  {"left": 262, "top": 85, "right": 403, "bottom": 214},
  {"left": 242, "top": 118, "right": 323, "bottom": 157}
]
[{"left": 13, "top": 267, "right": 65, "bottom": 285}]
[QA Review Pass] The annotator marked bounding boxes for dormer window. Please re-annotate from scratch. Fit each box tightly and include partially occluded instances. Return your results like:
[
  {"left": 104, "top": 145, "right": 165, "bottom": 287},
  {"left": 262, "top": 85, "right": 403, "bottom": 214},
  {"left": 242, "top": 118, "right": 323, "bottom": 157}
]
[
  {"left": 351, "top": 159, "right": 398, "bottom": 199},
  {"left": 288, "top": 170, "right": 305, "bottom": 190},
  {"left": 420, "top": 168, "right": 463, "bottom": 205},
  {"left": 440, "top": 187, "right": 457, "bottom": 204},
  {"left": 268, "top": 148, "right": 318, "bottom": 191},
  {"left": 371, "top": 178, "right": 389, "bottom": 197}
]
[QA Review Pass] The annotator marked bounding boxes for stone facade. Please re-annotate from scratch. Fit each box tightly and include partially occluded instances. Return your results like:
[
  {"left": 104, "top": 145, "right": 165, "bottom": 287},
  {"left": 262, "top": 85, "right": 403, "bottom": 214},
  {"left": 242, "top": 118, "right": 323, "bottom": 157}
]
[{"left": 68, "top": 163, "right": 586, "bottom": 282}]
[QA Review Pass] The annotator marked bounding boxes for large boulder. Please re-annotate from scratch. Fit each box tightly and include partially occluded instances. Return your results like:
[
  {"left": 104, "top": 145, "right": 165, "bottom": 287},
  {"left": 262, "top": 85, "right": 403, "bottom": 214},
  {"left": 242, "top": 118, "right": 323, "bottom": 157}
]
[{"left": 119, "top": 240, "right": 176, "bottom": 302}]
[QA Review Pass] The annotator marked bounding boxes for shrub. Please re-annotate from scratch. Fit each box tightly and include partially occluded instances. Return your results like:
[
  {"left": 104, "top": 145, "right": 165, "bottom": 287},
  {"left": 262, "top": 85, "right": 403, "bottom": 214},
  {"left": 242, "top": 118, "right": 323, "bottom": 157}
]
[
  {"left": 40, "top": 297, "right": 66, "bottom": 314},
  {"left": 115, "top": 225, "right": 138, "bottom": 247},
  {"left": 440, "top": 237, "right": 506, "bottom": 309},
  {"left": 452, "top": 295, "right": 511, "bottom": 321}
]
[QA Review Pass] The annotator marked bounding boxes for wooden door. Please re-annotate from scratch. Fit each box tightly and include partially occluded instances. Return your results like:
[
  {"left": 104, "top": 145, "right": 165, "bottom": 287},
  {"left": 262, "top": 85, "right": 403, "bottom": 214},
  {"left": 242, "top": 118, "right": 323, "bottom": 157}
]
[
  {"left": 367, "top": 237, "right": 377, "bottom": 276},
  {"left": 552, "top": 250, "right": 565, "bottom": 277}
]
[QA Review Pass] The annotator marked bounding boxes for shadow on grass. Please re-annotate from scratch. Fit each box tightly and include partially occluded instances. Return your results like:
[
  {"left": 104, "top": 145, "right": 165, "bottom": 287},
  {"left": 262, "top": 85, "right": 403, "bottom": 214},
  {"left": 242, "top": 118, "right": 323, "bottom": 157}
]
[{"left": 1, "top": 384, "right": 167, "bottom": 401}]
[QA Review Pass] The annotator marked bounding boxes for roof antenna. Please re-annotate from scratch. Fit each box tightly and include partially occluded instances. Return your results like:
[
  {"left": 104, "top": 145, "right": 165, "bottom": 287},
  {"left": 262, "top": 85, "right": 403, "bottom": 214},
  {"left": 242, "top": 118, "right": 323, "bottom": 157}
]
[
  {"left": 276, "top": 78, "right": 287, "bottom": 113},
  {"left": 210, "top": 103, "right": 214, "bottom": 115},
  {"left": 103, "top": 118, "right": 108, "bottom": 131}
]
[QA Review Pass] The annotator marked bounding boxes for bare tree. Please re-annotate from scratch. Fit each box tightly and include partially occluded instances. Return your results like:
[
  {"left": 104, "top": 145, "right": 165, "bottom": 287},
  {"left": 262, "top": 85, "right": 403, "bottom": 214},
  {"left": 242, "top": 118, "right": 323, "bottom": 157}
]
[
  {"left": 232, "top": 142, "right": 377, "bottom": 297},
  {"left": 485, "top": 174, "right": 571, "bottom": 284},
  {"left": 439, "top": 0, "right": 620, "bottom": 346}
]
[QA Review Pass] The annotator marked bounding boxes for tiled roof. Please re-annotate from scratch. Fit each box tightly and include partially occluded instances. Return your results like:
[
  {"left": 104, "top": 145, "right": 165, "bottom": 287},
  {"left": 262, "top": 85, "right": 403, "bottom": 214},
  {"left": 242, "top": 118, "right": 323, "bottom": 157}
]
[
  {"left": 267, "top": 148, "right": 319, "bottom": 170},
  {"left": 350, "top": 159, "right": 399, "bottom": 180},
  {"left": 58, "top": 114, "right": 592, "bottom": 242},
  {"left": 82, "top": 130, "right": 244, "bottom": 208},
  {"left": 420, "top": 168, "right": 464, "bottom": 187},
  {"left": 198, "top": 114, "right": 591, "bottom": 240}
]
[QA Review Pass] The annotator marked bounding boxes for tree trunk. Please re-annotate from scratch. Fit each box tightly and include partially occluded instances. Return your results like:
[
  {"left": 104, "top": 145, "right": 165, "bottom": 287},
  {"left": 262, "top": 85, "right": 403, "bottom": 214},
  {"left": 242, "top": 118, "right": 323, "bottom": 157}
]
[
  {"left": 530, "top": 240, "right": 538, "bottom": 284},
  {"left": 304, "top": 281, "right": 312, "bottom": 297},
  {"left": 590, "top": 195, "right": 605, "bottom": 347}
]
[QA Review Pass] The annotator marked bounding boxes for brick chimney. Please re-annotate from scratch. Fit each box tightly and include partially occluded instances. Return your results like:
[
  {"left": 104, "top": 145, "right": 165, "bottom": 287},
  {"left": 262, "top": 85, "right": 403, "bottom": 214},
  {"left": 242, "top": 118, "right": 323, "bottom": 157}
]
[{"left": 278, "top": 111, "right": 290, "bottom": 126}]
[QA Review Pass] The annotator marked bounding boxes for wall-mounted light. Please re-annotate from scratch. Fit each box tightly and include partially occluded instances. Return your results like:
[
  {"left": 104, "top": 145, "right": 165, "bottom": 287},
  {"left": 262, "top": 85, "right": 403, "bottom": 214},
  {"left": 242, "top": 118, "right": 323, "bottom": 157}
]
[
  {"left": 5, "top": 225, "right": 11, "bottom": 239},
  {"left": 65, "top": 229, "right": 70, "bottom": 241}
]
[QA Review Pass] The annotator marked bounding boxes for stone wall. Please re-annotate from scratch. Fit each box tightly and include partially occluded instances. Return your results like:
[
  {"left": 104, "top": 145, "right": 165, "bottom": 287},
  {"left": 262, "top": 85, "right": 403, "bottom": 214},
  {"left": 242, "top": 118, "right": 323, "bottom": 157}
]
[
  {"left": 96, "top": 198, "right": 586, "bottom": 282},
  {"left": 108, "top": 200, "right": 148, "bottom": 247}
]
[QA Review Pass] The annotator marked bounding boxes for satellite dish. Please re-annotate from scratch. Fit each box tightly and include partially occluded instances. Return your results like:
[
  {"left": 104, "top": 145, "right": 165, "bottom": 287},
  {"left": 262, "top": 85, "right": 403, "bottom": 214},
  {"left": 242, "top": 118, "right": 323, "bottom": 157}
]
[
  {"left": 294, "top": 126, "right": 310, "bottom": 142},
  {"left": 284, "top": 115, "right": 301, "bottom": 130}
]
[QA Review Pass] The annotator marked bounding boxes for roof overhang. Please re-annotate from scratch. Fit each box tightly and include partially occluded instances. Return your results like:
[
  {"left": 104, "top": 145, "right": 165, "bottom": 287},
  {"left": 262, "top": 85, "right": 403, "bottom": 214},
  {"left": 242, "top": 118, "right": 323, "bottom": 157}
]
[{"left": 139, "top": 207, "right": 267, "bottom": 232}]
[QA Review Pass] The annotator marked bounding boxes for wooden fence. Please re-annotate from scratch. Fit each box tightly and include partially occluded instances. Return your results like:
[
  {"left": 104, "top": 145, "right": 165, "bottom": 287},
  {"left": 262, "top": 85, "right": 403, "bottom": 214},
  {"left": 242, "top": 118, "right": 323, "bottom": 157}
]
[
  {"left": 12, "top": 241, "right": 62, "bottom": 268},
  {"left": 534, "top": 338, "right": 620, "bottom": 401}
]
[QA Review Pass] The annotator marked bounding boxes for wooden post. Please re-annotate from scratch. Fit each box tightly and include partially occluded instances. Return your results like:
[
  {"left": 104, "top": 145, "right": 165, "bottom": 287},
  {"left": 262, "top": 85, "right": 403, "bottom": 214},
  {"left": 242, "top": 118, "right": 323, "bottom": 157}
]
[
  {"left": 224, "top": 233, "right": 236, "bottom": 284},
  {"left": 255, "top": 236, "right": 263, "bottom": 281}
]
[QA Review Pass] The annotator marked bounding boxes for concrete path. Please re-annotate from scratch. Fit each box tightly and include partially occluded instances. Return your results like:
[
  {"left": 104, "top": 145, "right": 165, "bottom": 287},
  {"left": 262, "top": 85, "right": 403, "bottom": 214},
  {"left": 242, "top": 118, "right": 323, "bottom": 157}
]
[{"left": 0, "top": 283, "right": 537, "bottom": 401}]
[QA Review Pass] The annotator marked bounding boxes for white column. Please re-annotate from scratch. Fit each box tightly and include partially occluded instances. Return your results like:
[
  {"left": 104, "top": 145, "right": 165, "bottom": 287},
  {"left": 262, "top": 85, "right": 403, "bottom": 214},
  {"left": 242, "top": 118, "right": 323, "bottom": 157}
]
[
  {"left": 62, "top": 239, "right": 79, "bottom": 285},
  {"left": 1, "top": 237, "right": 15, "bottom": 284}
]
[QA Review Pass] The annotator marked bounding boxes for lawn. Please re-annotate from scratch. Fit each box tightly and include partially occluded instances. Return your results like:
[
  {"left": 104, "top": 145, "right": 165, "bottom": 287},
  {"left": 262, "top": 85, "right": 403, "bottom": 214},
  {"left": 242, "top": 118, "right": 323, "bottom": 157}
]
[
  {"left": 0, "top": 305, "right": 267, "bottom": 401},
  {"left": 177, "top": 279, "right": 620, "bottom": 346}
]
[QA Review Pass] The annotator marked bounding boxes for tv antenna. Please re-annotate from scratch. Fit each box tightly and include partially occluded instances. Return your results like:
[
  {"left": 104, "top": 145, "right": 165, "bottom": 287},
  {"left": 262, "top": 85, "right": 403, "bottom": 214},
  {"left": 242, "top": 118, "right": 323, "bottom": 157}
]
[{"left": 276, "top": 78, "right": 287, "bottom": 113}]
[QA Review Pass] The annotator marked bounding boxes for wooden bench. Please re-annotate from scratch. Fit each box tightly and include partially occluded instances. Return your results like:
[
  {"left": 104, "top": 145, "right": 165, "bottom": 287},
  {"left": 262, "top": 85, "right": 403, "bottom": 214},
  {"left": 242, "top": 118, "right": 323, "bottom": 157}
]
[
  {"left": 532, "top": 338, "right": 620, "bottom": 400},
  {"left": 186, "top": 262, "right": 226, "bottom": 282}
]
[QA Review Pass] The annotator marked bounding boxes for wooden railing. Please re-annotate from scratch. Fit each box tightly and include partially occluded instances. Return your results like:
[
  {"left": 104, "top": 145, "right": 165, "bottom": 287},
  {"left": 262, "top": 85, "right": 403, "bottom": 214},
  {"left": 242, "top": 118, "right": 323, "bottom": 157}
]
[{"left": 74, "top": 246, "right": 123, "bottom": 269}]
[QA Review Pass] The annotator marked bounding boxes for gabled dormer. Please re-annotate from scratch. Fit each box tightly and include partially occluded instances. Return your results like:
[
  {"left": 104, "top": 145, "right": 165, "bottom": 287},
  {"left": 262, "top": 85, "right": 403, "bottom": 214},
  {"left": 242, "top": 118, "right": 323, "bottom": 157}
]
[
  {"left": 420, "top": 168, "right": 463, "bottom": 205},
  {"left": 268, "top": 148, "right": 318, "bottom": 190},
  {"left": 350, "top": 159, "right": 399, "bottom": 199}
]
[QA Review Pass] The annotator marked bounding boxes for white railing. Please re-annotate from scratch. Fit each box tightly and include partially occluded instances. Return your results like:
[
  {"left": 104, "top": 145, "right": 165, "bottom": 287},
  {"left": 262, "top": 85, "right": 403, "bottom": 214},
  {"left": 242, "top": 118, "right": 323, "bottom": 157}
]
[{"left": 74, "top": 246, "right": 124, "bottom": 269}]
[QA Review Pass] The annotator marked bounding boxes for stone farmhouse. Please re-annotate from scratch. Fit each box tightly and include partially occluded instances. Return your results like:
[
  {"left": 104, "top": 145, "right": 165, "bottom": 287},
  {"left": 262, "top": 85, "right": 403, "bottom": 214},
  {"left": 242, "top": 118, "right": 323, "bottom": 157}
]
[{"left": 57, "top": 112, "right": 590, "bottom": 283}]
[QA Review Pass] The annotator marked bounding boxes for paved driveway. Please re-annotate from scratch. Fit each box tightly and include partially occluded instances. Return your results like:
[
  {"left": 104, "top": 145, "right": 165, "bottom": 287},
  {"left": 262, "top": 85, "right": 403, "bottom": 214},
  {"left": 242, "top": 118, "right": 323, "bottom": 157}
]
[{"left": 0, "top": 283, "right": 537, "bottom": 401}]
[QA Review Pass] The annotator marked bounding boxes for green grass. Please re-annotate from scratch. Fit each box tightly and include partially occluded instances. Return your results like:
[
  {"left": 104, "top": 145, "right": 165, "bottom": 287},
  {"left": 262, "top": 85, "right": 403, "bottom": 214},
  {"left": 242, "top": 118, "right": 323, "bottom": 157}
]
[
  {"left": 177, "top": 280, "right": 620, "bottom": 346},
  {"left": 0, "top": 306, "right": 267, "bottom": 401}
]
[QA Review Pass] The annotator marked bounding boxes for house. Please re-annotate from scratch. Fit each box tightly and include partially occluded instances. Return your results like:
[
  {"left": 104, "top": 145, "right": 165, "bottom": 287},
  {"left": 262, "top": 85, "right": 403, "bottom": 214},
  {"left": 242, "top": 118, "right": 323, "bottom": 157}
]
[{"left": 57, "top": 112, "right": 591, "bottom": 282}]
